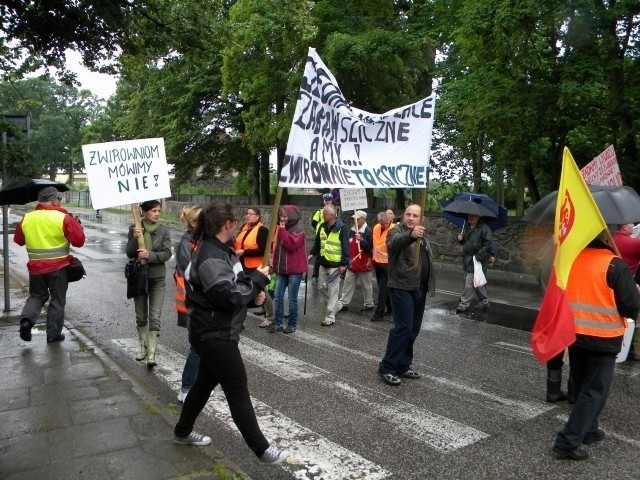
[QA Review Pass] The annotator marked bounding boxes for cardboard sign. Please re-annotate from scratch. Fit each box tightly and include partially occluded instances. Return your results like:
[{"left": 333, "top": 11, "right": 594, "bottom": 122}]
[
  {"left": 340, "top": 188, "right": 368, "bottom": 211},
  {"left": 580, "top": 145, "right": 622, "bottom": 186},
  {"left": 81, "top": 138, "right": 171, "bottom": 209}
]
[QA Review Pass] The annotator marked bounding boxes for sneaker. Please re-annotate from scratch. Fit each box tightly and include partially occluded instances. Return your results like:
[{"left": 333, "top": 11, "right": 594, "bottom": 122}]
[
  {"left": 283, "top": 326, "right": 297, "bottom": 334},
  {"left": 259, "top": 444, "right": 289, "bottom": 464},
  {"left": 399, "top": 368, "right": 421, "bottom": 379},
  {"left": 47, "top": 334, "right": 65, "bottom": 344},
  {"left": 378, "top": 371, "right": 401, "bottom": 386},
  {"left": 177, "top": 390, "right": 189, "bottom": 403},
  {"left": 266, "top": 325, "right": 283, "bottom": 333},
  {"left": 19, "top": 319, "right": 32, "bottom": 342},
  {"left": 173, "top": 431, "right": 211, "bottom": 446},
  {"left": 321, "top": 319, "right": 335, "bottom": 326}
]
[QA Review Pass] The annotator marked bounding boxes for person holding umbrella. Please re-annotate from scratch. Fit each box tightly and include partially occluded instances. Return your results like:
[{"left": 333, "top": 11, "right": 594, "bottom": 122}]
[
  {"left": 455, "top": 213, "right": 493, "bottom": 313},
  {"left": 14, "top": 186, "right": 85, "bottom": 343}
]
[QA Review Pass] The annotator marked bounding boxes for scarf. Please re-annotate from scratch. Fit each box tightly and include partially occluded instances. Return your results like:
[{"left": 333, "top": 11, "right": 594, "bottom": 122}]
[{"left": 142, "top": 219, "right": 160, "bottom": 251}]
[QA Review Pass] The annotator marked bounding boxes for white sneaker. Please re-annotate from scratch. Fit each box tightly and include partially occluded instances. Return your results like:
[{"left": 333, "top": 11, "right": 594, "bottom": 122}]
[
  {"left": 173, "top": 431, "right": 211, "bottom": 446},
  {"left": 259, "top": 444, "right": 289, "bottom": 464},
  {"left": 177, "top": 390, "right": 189, "bottom": 403}
]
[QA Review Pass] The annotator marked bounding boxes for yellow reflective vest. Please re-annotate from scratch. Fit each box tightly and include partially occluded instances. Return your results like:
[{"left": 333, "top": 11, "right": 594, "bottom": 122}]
[{"left": 21, "top": 210, "right": 70, "bottom": 260}]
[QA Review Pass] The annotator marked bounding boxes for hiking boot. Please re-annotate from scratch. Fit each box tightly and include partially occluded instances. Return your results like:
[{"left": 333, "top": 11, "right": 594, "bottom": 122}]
[
  {"left": 283, "top": 326, "right": 297, "bottom": 334},
  {"left": 19, "top": 319, "right": 33, "bottom": 342},
  {"left": 266, "top": 325, "right": 283, "bottom": 333},
  {"left": 583, "top": 429, "right": 605, "bottom": 445},
  {"left": 173, "top": 431, "right": 211, "bottom": 446},
  {"left": 259, "top": 445, "right": 290, "bottom": 464}
]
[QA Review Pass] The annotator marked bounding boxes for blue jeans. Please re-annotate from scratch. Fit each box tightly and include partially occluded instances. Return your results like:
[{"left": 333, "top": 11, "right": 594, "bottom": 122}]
[
  {"left": 273, "top": 273, "right": 303, "bottom": 329},
  {"left": 181, "top": 342, "right": 200, "bottom": 393},
  {"left": 379, "top": 287, "right": 427, "bottom": 375}
]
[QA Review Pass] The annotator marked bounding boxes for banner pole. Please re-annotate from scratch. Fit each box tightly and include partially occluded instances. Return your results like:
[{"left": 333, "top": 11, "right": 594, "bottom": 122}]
[
  {"left": 413, "top": 189, "right": 427, "bottom": 264},
  {"left": 262, "top": 187, "right": 284, "bottom": 268},
  {"left": 131, "top": 203, "right": 147, "bottom": 265}
]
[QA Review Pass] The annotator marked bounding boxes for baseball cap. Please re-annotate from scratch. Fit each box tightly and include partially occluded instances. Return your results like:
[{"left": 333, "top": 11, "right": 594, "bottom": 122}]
[
  {"left": 38, "top": 186, "right": 63, "bottom": 202},
  {"left": 322, "top": 193, "right": 333, "bottom": 201},
  {"left": 351, "top": 210, "right": 367, "bottom": 220}
]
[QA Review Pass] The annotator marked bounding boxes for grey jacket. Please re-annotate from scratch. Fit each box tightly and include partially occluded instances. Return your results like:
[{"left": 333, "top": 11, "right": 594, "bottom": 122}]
[{"left": 386, "top": 223, "right": 436, "bottom": 295}]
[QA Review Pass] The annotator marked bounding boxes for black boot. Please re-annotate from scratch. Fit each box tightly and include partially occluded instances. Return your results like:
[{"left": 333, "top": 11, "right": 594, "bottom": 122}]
[{"left": 546, "top": 369, "right": 568, "bottom": 403}]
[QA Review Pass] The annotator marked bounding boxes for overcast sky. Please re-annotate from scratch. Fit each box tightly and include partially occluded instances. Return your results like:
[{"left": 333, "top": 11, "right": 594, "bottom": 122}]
[{"left": 66, "top": 50, "right": 118, "bottom": 100}]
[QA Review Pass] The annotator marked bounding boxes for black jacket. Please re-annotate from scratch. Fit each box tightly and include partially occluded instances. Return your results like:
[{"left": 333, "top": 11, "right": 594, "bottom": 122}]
[{"left": 186, "top": 236, "right": 268, "bottom": 343}]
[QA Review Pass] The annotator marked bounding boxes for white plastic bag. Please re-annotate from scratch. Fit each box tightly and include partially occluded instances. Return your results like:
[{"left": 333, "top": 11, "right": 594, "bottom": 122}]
[{"left": 472, "top": 255, "right": 487, "bottom": 288}]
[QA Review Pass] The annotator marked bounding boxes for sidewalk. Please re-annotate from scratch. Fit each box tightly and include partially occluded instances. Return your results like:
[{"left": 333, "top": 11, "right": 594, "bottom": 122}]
[{"left": 0, "top": 275, "right": 246, "bottom": 479}]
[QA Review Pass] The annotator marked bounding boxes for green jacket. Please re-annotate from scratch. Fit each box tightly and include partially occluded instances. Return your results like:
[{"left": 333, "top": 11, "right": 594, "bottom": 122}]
[{"left": 459, "top": 222, "right": 492, "bottom": 273}]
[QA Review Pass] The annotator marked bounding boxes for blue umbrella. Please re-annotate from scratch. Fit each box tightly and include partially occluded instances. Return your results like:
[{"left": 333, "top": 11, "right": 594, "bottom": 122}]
[{"left": 442, "top": 192, "right": 508, "bottom": 232}]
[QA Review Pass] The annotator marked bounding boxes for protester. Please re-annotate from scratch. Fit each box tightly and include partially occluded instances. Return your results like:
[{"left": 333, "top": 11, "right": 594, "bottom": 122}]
[
  {"left": 455, "top": 213, "right": 493, "bottom": 312},
  {"left": 268, "top": 205, "right": 307, "bottom": 333},
  {"left": 173, "top": 201, "right": 289, "bottom": 465},
  {"left": 613, "top": 223, "right": 640, "bottom": 361},
  {"left": 378, "top": 204, "right": 435, "bottom": 386},
  {"left": 371, "top": 211, "right": 395, "bottom": 322},
  {"left": 308, "top": 204, "right": 349, "bottom": 326},
  {"left": 310, "top": 193, "right": 335, "bottom": 283},
  {"left": 552, "top": 230, "right": 640, "bottom": 460},
  {"left": 174, "top": 205, "right": 202, "bottom": 403},
  {"left": 235, "top": 207, "right": 275, "bottom": 328},
  {"left": 14, "top": 186, "right": 85, "bottom": 343},
  {"left": 336, "top": 210, "right": 375, "bottom": 313},
  {"left": 126, "top": 200, "right": 172, "bottom": 368}
]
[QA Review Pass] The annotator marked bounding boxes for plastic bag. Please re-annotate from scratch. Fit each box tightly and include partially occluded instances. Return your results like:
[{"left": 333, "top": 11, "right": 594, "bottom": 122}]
[{"left": 472, "top": 255, "right": 487, "bottom": 288}]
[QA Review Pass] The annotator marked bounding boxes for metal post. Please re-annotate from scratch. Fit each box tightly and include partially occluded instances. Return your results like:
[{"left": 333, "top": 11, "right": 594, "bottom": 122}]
[{"left": 2, "top": 132, "right": 10, "bottom": 312}]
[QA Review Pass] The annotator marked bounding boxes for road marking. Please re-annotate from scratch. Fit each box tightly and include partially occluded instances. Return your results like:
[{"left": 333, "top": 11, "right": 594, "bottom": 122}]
[
  {"left": 290, "top": 331, "right": 553, "bottom": 420},
  {"left": 112, "top": 338, "right": 392, "bottom": 480},
  {"left": 493, "top": 341, "right": 533, "bottom": 355}
]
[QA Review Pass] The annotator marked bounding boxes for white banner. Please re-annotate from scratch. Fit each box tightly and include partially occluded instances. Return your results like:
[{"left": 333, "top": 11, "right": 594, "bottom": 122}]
[
  {"left": 580, "top": 145, "right": 622, "bottom": 186},
  {"left": 81, "top": 138, "right": 172, "bottom": 210},
  {"left": 280, "top": 48, "right": 435, "bottom": 189}
]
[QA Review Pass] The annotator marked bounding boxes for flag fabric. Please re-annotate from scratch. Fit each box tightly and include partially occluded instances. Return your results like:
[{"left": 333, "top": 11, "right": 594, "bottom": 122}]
[{"left": 530, "top": 147, "right": 608, "bottom": 363}]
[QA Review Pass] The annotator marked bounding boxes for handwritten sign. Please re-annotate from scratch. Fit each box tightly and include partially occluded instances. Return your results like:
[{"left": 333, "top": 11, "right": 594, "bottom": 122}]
[
  {"left": 580, "top": 145, "right": 622, "bottom": 186},
  {"left": 279, "top": 48, "right": 435, "bottom": 189},
  {"left": 81, "top": 138, "right": 171, "bottom": 209},
  {"left": 340, "top": 188, "right": 368, "bottom": 211}
]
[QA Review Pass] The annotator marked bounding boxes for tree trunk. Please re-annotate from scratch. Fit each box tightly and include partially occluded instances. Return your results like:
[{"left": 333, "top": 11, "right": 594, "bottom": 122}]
[{"left": 260, "top": 151, "right": 270, "bottom": 205}]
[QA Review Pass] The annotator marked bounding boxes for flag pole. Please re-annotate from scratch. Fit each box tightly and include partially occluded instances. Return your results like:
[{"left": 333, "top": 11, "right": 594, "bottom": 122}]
[{"left": 413, "top": 188, "right": 427, "bottom": 264}]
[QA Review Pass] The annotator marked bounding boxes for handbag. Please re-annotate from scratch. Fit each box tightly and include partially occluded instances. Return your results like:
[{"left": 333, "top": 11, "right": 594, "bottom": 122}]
[
  {"left": 125, "top": 259, "right": 148, "bottom": 299},
  {"left": 67, "top": 256, "right": 86, "bottom": 282},
  {"left": 472, "top": 255, "right": 487, "bottom": 288}
]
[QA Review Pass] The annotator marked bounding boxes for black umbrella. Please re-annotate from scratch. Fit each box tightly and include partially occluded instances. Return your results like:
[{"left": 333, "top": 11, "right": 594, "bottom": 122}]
[
  {"left": 522, "top": 185, "right": 640, "bottom": 225},
  {"left": 0, "top": 178, "right": 69, "bottom": 205},
  {"left": 442, "top": 193, "right": 508, "bottom": 231},
  {"left": 442, "top": 199, "right": 498, "bottom": 222}
]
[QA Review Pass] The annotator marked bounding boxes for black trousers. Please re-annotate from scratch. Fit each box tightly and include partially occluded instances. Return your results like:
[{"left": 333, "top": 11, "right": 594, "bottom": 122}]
[
  {"left": 21, "top": 268, "right": 68, "bottom": 339},
  {"left": 174, "top": 339, "right": 269, "bottom": 457},
  {"left": 373, "top": 264, "right": 391, "bottom": 316},
  {"left": 554, "top": 346, "right": 616, "bottom": 451}
]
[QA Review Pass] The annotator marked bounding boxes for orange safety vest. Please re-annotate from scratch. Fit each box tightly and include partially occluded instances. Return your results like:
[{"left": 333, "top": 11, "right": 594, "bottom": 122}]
[
  {"left": 174, "top": 240, "right": 197, "bottom": 314},
  {"left": 235, "top": 222, "right": 264, "bottom": 269},
  {"left": 566, "top": 248, "right": 626, "bottom": 338},
  {"left": 372, "top": 222, "right": 394, "bottom": 264}
]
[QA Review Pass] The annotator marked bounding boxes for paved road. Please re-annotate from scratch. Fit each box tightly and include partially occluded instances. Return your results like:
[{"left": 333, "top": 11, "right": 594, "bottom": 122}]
[{"left": 5, "top": 206, "right": 640, "bottom": 480}]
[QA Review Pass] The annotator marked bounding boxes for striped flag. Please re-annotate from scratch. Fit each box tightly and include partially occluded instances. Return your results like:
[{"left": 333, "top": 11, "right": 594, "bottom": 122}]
[{"left": 530, "top": 147, "right": 608, "bottom": 363}]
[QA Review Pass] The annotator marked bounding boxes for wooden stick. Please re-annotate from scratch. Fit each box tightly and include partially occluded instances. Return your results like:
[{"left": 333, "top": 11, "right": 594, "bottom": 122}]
[
  {"left": 413, "top": 188, "right": 427, "bottom": 263},
  {"left": 131, "top": 203, "right": 148, "bottom": 265},
  {"left": 262, "top": 187, "right": 284, "bottom": 267}
]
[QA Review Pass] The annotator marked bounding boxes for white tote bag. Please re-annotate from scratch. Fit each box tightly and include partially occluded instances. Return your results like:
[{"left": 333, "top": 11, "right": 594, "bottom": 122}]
[{"left": 472, "top": 255, "right": 487, "bottom": 288}]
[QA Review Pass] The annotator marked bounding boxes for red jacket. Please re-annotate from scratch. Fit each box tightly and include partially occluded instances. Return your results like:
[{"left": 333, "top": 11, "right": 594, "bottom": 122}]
[
  {"left": 613, "top": 231, "right": 640, "bottom": 273},
  {"left": 14, "top": 204, "right": 85, "bottom": 275}
]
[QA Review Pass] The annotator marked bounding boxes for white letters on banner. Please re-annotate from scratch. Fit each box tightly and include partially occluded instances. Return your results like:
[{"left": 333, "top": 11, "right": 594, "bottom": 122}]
[
  {"left": 340, "top": 188, "right": 368, "bottom": 211},
  {"left": 580, "top": 145, "right": 622, "bottom": 186},
  {"left": 81, "top": 138, "right": 172, "bottom": 210},
  {"left": 280, "top": 48, "right": 435, "bottom": 189}
]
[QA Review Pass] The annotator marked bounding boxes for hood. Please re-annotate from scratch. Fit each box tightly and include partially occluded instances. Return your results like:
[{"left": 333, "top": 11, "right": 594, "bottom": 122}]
[{"left": 282, "top": 204, "right": 303, "bottom": 232}]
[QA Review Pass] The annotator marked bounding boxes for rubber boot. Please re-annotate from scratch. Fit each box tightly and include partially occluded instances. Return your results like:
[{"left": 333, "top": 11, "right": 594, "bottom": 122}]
[
  {"left": 135, "top": 325, "right": 149, "bottom": 361},
  {"left": 146, "top": 331, "right": 159, "bottom": 369},
  {"left": 546, "top": 368, "right": 568, "bottom": 403}
]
